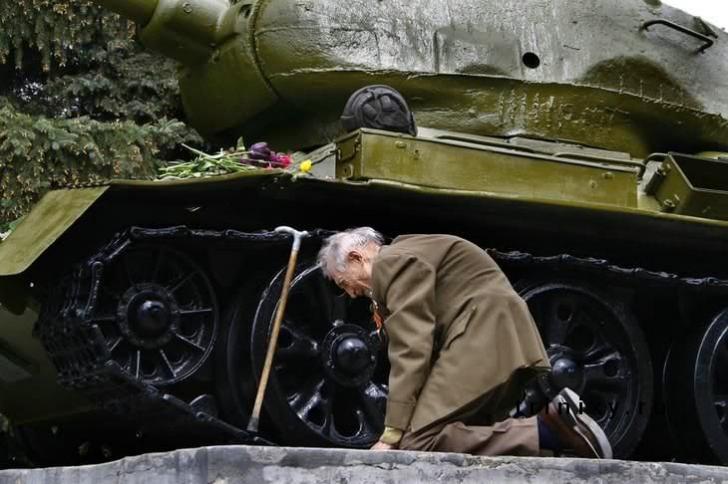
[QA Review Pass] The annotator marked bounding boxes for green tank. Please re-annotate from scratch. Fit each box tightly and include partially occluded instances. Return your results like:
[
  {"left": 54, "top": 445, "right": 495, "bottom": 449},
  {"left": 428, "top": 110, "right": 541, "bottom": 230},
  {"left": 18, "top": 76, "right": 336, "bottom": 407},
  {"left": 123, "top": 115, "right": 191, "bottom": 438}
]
[{"left": 2, "top": 0, "right": 728, "bottom": 466}]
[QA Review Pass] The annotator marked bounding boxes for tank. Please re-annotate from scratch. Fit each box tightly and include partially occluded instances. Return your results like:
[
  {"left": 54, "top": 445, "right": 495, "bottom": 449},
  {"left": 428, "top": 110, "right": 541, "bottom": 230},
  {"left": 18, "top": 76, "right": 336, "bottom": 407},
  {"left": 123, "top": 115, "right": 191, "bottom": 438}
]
[{"left": 2, "top": 0, "right": 728, "bottom": 466}]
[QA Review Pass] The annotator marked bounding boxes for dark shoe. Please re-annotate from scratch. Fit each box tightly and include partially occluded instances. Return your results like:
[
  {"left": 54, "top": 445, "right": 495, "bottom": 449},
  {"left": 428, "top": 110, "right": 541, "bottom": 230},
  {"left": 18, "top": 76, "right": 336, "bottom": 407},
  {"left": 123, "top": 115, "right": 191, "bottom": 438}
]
[
  {"left": 510, "top": 384, "right": 550, "bottom": 418},
  {"left": 539, "top": 387, "right": 613, "bottom": 459}
]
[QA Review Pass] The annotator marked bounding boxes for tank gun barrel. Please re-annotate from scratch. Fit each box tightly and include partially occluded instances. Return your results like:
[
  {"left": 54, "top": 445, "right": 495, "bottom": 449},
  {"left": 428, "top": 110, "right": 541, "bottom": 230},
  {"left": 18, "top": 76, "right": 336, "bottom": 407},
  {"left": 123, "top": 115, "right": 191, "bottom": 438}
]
[
  {"left": 94, "top": 0, "right": 158, "bottom": 25},
  {"left": 92, "top": 0, "right": 279, "bottom": 138},
  {"left": 91, "top": 0, "right": 233, "bottom": 65}
]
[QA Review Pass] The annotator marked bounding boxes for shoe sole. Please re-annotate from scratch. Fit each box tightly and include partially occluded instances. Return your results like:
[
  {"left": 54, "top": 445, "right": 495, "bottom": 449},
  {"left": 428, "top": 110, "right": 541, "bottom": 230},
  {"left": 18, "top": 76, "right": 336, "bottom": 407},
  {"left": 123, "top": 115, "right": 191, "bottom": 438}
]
[{"left": 559, "top": 387, "right": 613, "bottom": 459}]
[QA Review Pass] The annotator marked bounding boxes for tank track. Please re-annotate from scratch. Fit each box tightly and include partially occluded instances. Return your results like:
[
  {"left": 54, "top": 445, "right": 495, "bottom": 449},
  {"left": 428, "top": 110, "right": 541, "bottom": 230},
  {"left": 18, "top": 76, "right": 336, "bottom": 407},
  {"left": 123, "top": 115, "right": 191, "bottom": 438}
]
[
  {"left": 31, "top": 227, "right": 333, "bottom": 448},
  {"left": 33, "top": 225, "right": 728, "bottom": 450},
  {"left": 488, "top": 249, "right": 728, "bottom": 293},
  {"left": 128, "top": 226, "right": 728, "bottom": 292}
]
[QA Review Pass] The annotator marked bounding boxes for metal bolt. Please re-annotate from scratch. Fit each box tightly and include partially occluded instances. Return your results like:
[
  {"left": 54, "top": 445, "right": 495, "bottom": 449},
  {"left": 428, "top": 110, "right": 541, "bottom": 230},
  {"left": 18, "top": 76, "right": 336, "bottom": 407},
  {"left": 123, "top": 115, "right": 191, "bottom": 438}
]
[
  {"left": 395, "top": 141, "right": 406, "bottom": 149},
  {"left": 602, "top": 171, "right": 614, "bottom": 180},
  {"left": 182, "top": 2, "right": 193, "bottom": 13},
  {"left": 660, "top": 162, "right": 672, "bottom": 173}
]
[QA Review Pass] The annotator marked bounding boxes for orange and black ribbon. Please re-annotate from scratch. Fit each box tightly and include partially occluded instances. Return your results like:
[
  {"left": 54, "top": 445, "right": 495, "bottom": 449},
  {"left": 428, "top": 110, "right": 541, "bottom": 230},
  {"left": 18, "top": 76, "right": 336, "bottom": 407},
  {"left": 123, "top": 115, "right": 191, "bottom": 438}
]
[{"left": 370, "top": 300, "right": 384, "bottom": 332}]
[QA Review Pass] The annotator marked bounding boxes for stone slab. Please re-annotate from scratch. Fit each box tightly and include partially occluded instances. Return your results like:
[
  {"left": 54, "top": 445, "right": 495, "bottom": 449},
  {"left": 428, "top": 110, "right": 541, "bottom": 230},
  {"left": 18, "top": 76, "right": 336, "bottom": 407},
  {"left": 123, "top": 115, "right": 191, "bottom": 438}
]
[{"left": 1, "top": 445, "right": 728, "bottom": 483}]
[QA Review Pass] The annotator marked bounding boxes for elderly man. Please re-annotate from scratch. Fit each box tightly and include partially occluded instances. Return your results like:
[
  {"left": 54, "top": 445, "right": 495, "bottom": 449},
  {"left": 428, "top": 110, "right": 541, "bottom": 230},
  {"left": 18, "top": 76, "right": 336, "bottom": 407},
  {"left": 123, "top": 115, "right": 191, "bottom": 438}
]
[{"left": 317, "top": 227, "right": 612, "bottom": 458}]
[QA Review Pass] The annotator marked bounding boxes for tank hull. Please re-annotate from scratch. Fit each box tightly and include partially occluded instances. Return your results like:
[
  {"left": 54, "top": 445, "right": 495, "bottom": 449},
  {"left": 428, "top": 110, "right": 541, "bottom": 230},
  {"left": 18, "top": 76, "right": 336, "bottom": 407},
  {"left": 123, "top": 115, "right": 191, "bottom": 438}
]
[{"left": 3, "top": 129, "right": 728, "bottom": 463}]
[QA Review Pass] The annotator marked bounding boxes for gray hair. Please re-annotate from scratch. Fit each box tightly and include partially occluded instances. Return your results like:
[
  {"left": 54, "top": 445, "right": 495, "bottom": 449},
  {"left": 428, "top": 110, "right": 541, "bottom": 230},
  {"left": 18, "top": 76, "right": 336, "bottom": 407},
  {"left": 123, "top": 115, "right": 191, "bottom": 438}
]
[{"left": 317, "top": 227, "right": 384, "bottom": 278}]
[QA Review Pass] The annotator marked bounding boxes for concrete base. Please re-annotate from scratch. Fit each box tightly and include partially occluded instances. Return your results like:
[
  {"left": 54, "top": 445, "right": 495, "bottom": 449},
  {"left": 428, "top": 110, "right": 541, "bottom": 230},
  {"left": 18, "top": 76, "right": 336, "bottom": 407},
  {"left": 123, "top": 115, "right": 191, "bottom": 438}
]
[{"left": 1, "top": 445, "right": 728, "bottom": 483}]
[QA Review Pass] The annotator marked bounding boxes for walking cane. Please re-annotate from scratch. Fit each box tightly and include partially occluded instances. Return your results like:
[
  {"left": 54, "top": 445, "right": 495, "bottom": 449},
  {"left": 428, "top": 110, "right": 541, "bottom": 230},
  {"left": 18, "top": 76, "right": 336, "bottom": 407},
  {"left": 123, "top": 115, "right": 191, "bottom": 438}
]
[{"left": 247, "top": 226, "right": 310, "bottom": 434}]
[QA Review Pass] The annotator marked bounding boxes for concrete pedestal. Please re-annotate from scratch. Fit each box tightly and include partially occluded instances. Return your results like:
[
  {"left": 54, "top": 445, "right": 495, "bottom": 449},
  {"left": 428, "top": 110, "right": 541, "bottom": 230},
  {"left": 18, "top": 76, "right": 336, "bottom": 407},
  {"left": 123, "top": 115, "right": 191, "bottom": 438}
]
[{"left": 1, "top": 445, "right": 727, "bottom": 483}]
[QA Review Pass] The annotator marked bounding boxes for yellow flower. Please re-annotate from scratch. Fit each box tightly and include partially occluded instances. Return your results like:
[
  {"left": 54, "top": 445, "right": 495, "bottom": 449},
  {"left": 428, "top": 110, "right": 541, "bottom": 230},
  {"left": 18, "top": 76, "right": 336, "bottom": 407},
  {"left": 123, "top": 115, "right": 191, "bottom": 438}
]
[{"left": 300, "top": 159, "right": 313, "bottom": 173}]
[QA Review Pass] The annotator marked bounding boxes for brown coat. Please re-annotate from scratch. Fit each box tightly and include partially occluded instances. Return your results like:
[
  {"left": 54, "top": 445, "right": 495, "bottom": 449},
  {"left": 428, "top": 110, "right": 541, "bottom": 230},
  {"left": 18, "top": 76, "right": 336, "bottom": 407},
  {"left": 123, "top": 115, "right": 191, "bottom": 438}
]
[{"left": 371, "top": 234, "right": 550, "bottom": 433}]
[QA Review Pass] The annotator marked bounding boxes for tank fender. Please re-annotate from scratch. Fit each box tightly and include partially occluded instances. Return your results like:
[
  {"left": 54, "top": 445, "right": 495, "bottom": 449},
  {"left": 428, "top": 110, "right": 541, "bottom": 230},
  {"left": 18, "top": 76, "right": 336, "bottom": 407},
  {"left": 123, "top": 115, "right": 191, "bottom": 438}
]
[{"left": 0, "top": 187, "right": 108, "bottom": 278}]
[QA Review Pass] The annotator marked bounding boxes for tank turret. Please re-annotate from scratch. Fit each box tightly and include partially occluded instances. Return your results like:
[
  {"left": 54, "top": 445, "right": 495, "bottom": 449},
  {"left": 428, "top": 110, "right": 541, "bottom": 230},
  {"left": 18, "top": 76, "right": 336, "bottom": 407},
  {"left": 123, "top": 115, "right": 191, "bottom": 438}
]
[{"left": 93, "top": 0, "right": 728, "bottom": 157}]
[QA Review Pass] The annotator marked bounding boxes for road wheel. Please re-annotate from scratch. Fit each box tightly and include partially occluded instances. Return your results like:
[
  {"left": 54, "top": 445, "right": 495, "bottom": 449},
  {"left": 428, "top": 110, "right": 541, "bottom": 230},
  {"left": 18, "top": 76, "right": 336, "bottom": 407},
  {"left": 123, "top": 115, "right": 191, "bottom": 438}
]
[
  {"left": 250, "top": 262, "right": 389, "bottom": 447},
  {"left": 517, "top": 279, "right": 653, "bottom": 458}
]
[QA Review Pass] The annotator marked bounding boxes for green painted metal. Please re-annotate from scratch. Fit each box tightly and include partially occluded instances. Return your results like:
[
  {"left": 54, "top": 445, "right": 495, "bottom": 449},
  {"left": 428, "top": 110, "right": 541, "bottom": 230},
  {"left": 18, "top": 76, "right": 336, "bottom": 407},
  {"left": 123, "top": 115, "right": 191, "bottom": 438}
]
[
  {"left": 108, "top": 166, "right": 286, "bottom": 189},
  {"left": 646, "top": 153, "right": 728, "bottom": 220},
  {"left": 91, "top": 0, "right": 728, "bottom": 157},
  {"left": 177, "top": 38, "right": 279, "bottom": 135},
  {"left": 138, "top": 0, "right": 231, "bottom": 65},
  {"left": 0, "top": 187, "right": 108, "bottom": 277},
  {"left": 6, "top": 129, "right": 712, "bottom": 235},
  {"left": 0, "top": 306, "right": 92, "bottom": 423},
  {"left": 95, "top": 0, "right": 280, "bottom": 137},
  {"left": 137, "top": 0, "right": 279, "bottom": 135},
  {"left": 337, "top": 129, "right": 640, "bottom": 208}
]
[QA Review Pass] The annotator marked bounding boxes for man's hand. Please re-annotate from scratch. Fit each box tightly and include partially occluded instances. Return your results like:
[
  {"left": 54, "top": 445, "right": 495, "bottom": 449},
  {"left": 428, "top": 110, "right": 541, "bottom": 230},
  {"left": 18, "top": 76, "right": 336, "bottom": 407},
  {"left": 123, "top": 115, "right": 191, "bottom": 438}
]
[
  {"left": 374, "top": 426, "right": 403, "bottom": 450},
  {"left": 371, "top": 440, "right": 396, "bottom": 450}
]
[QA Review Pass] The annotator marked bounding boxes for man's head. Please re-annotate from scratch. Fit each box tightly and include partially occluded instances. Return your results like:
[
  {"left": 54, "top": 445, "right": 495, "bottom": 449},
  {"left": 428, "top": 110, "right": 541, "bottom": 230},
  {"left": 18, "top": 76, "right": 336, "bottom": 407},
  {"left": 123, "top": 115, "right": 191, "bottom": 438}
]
[{"left": 317, "top": 227, "right": 384, "bottom": 298}]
